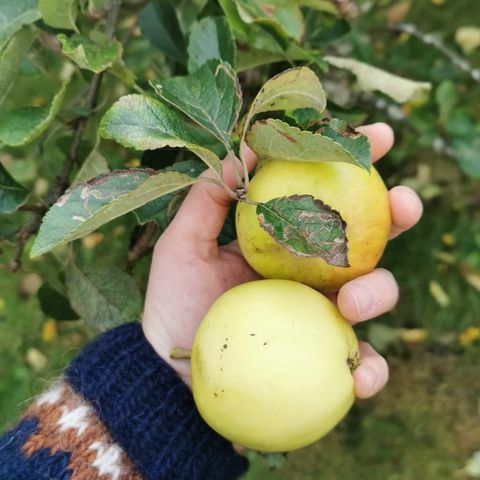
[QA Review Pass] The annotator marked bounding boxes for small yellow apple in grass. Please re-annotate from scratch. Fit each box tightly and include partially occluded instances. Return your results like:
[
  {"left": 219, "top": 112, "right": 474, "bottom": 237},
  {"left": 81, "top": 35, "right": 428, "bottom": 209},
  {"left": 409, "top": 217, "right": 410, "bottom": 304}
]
[
  {"left": 236, "top": 159, "right": 391, "bottom": 291},
  {"left": 191, "top": 279, "right": 359, "bottom": 452}
]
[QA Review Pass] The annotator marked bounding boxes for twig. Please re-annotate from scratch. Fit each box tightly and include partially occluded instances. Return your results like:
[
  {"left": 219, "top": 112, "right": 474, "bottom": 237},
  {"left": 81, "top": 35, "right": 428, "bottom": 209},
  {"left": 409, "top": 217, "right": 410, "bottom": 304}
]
[
  {"left": 126, "top": 222, "right": 158, "bottom": 271},
  {"left": 10, "top": 0, "right": 123, "bottom": 272},
  {"left": 391, "top": 23, "right": 480, "bottom": 83}
]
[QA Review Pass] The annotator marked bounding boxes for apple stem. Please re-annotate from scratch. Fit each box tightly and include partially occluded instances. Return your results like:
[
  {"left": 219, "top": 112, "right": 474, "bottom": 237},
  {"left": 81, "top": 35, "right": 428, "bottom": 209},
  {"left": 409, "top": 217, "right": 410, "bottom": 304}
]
[{"left": 170, "top": 347, "right": 192, "bottom": 360}]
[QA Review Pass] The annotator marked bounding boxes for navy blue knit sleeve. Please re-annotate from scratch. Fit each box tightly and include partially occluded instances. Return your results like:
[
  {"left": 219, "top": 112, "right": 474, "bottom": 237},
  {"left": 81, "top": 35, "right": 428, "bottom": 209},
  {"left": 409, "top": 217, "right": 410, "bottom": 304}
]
[
  {"left": 0, "top": 322, "right": 248, "bottom": 480},
  {"left": 65, "top": 322, "right": 248, "bottom": 480}
]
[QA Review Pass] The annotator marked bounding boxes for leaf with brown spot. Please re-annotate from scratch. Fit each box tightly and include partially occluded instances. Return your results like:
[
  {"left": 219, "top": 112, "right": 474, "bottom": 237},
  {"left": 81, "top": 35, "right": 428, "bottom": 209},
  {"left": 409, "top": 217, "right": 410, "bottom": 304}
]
[
  {"left": 256, "top": 194, "right": 349, "bottom": 266},
  {"left": 31, "top": 169, "right": 196, "bottom": 257}
]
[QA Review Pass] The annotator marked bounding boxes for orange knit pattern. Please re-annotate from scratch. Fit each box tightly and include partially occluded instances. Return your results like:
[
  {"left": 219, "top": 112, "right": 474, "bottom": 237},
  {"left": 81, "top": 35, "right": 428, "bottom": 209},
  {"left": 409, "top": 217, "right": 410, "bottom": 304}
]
[{"left": 22, "top": 381, "right": 142, "bottom": 480}]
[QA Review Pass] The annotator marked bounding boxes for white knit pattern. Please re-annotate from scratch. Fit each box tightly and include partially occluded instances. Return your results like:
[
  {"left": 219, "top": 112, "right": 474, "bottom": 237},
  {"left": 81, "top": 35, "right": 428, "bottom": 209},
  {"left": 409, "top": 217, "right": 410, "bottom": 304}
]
[{"left": 90, "top": 441, "right": 124, "bottom": 480}]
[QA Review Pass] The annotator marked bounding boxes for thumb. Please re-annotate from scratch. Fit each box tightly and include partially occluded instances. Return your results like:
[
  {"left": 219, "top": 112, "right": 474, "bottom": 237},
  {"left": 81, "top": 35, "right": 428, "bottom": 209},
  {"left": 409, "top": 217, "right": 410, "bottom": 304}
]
[{"left": 167, "top": 145, "right": 257, "bottom": 245}]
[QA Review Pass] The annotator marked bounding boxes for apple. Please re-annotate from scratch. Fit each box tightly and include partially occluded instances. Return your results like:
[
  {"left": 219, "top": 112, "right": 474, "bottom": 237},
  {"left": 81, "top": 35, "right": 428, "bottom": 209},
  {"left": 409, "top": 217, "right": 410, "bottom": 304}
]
[
  {"left": 236, "top": 160, "right": 390, "bottom": 291},
  {"left": 191, "top": 279, "right": 359, "bottom": 452}
]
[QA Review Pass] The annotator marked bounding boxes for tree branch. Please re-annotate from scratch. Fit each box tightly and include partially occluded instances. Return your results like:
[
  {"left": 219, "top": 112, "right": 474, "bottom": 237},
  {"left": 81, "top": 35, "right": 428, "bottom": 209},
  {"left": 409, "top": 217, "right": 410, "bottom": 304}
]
[
  {"left": 126, "top": 222, "right": 158, "bottom": 272},
  {"left": 10, "top": 0, "right": 123, "bottom": 272},
  {"left": 391, "top": 23, "right": 480, "bottom": 83}
]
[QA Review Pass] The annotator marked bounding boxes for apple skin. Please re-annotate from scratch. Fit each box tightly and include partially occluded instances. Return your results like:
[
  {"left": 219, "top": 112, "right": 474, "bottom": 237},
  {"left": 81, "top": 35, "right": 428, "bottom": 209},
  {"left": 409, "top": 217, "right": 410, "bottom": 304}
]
[
  {"left": 236, "top": 160, "right": 391, "bottom": 291},
  {"left": 191, "top": 279, "right": 359, "bottom": 452}
]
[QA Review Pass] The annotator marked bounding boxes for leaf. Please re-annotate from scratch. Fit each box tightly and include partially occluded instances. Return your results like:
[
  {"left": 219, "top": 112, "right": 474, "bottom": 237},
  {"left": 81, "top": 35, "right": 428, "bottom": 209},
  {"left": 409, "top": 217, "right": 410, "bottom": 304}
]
[
  {"left": 66, "top": 263, "right": 142, "bottom": 330},
  {"left": 452, "top": 138, "right": 480, "bottom": 179},
  {"left": 256, "top": 194, "right": 349, "bottom": 266},
  {"left": 39, "top": 0, "right": 78, "bottom": 31},
  {"left": 247, "top": 119, "right": 370, "bottom": 171},
  {"left": 0, "top": 0, "right": 40, "bottom": 51},
  {"left": 187, "top": 16, "right": 236, "bottom": 73},
  {"left": 219, "top": 0, "right": 284, "bottom": 53},
  {"left": 435, "top": 81, "right": 458, "bottom": 125},
  {"left": 151, "top": 61, "right": 242, "bottom": 144},
  {"left": 139, "top": 0, "right": 187, "bottom": 64},
  {"left": 134, "top": 159, "right": 207, "bottom": 226},
  {"left": 0, "top": 80, "right": 69, "bottom": 147},
  {"left": 99, "top": 94, "right": 223, "bottom": 175},
  {"left": 235, "top": 0, "right": 304, "bottom": 43},
  {"left": 73, "top": 149, "right": 110, "bottom": 184},
  {"left": 0, "top": 162, "right": 29, "bottom": 213},
  {"left": 242, "top": 66, "right": 326, "bottom": 144},
  {"left": 324, "top": 56, "right": 431, "bottom": 103},
  {"left": 31, "top": 169, "right": 196, "bottom": 257},
  {"left": 317, "top": 118, "right": 371, "bottom": 170},
  {"left": 0, "top": 27, "right": 36, "bottom": 105},
  {"left": 57, "top": 33, "right": 122, "bottom": 74},
  {"left": 37, "top": 283, "right": 79, "bottom": 321}
]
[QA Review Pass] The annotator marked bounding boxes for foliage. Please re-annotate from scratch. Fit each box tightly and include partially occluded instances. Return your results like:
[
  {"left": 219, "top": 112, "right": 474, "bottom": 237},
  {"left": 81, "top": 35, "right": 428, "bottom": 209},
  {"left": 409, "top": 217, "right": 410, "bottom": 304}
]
[{"left": 0, "top": 0, "right": 480, "bottom": 477}]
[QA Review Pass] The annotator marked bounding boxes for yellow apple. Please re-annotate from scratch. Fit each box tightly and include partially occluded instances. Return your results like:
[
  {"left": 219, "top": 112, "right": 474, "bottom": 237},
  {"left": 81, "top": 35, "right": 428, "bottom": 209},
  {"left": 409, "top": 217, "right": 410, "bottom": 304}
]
[
  {"left": 191, "top": 279, "right": 359, "bottom": 452},
  {"left": 236, "top": 160, "right": 391, "bottom": 291}
]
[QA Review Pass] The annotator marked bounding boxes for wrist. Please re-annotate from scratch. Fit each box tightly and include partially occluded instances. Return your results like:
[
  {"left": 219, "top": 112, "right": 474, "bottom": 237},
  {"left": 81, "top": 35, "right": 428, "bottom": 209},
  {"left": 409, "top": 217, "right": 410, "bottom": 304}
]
[{"left": 142, "top": 321, "right": 192, "bottom": 384}]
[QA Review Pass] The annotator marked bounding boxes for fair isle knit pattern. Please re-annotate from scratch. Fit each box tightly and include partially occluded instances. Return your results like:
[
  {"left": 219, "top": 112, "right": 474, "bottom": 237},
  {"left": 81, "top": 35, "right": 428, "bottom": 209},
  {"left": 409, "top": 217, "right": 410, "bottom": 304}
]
[
  {"left": 0, "top": 322, "right": 249, "bottom": 480},
  {"left": 22, "top": 381, "right": 142, "bottom": 479}
]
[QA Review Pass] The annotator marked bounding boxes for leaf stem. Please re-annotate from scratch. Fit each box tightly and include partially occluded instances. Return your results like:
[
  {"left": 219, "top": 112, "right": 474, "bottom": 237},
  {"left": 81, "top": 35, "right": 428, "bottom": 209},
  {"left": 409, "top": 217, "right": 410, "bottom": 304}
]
[{"left": 198, "top": 177, "right": 239, "bottom": 200}]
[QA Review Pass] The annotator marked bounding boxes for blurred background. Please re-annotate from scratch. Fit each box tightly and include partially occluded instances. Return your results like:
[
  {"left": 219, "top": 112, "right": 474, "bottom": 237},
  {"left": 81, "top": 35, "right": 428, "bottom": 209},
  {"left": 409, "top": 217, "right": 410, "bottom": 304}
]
[{"left": 0, "top": 0, "right": 479, "bottom": 478}]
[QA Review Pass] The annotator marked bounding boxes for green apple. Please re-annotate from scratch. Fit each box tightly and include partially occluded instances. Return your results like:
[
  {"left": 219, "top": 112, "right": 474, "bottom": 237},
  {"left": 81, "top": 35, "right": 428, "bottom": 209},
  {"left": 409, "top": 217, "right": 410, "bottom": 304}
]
[
  {"left": 236, "top": 160, "right": 391, "bottom": 291},
  {"left": 191, "top": 279, "right": 359, "bottom": 452}
]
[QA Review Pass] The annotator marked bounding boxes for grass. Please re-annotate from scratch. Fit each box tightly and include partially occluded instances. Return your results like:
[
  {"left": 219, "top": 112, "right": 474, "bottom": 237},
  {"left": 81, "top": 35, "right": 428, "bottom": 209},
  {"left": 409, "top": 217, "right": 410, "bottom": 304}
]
[{"left": 246, "top": 351, "right": 480, "bottom": 480}]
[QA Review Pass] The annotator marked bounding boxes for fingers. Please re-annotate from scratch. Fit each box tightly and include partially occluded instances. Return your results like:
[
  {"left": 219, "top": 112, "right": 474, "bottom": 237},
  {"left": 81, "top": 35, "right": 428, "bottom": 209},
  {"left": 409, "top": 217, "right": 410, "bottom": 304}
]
[
  {"left": 337, "top": 268, "right": 399, "bottom": 323},
  {"left": 353, "top": 342, "right": 389, "bottom": 399},
  {"left": 389, "top": 186, "right": 423, "bottom": 239},
  {"left": 169, "top": 145, "right": 257, "bottom": 244},
  {"left": 356, "top": 122, "right": 394, "bottom": 163}
]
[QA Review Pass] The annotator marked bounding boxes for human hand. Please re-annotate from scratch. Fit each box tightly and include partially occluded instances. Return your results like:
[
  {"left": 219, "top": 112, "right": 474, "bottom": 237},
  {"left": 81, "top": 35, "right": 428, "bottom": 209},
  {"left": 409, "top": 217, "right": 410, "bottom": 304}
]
[{"left": 142, "top": 122, "right": 423, "bottom": 398}]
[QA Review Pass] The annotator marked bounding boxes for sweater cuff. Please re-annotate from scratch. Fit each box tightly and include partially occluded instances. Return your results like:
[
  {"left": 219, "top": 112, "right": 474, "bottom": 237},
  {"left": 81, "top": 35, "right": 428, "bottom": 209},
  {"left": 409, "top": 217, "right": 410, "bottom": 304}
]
[{"left": 66, "top": 322, "right": 248, "bottom": 480}]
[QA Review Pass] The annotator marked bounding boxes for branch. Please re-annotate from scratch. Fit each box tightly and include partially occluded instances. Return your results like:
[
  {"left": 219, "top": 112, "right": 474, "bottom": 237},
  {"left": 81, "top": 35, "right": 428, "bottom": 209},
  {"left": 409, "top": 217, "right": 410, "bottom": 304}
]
[
  {"left": 10, "top": 0, "right": 123, "bottom": 272},
  {"left": 126, "top": 222, "right": 158, "bottom": 272},
  {"left": 391, "top": 23, "right": 480, "bottom": 83}
]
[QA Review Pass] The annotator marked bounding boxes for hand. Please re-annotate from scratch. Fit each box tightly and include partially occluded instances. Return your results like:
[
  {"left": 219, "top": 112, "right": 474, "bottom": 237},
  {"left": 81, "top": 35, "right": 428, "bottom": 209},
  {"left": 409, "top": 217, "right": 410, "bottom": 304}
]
[{"left": 142, "top": 122, "right": 423, "bottom": 398}]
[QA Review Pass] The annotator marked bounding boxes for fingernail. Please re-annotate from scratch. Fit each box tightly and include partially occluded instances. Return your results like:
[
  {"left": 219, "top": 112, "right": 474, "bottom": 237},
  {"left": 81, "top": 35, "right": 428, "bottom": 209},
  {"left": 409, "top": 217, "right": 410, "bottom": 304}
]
[{"left": 348, "top": 283, "right": 375, "bottom": 316}]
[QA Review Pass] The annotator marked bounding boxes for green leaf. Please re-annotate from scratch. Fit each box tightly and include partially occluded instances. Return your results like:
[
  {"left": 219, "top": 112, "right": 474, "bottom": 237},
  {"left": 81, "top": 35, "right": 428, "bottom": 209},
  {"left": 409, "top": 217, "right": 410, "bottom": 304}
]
[
  {"left": 435, "top": 81, "right": 458, "bottom": 125},
  {"left": 324, "top": 56, "right": 431, "bottom": 103},
  {"left": 88, "top": 0, "right": 110, "bottom": 14},
  {"left": 57, "top": 33, "right": 122, "bottom": 73},
  {"left": 151, "top": 61, "right": 241, "bottom": 144},
  {"left": 139, "top": 0, "right": 187, "bottom": 64},
  {"left": 247, "top": 119, "right": 370, "bottom": 171},
  {"left": 453, "top": 138, "right": 480, "bottom": 179},
  {"left": 187, "top": 16, "right": 236, "bottom": 73},
  {"left": 73, "top": 149, "right": 110, "bottom": 184},
  {"left": 0, "top": 27, "right": 37, "bottom": 105},
  {"left": 0, "top": 0, "right": 40, "bottom": 51},
  {"left": 0, "top": 80, "right": 69, "bottom": 147},
  {"left": 317, "top": 118, "right": 371, "bottom": 170},
  {"left": 0, "top": 162, "right": 29, "bottom": 213},
  {"left": 243, "top": 66, "right": 326, "bottom": 140},
  {"left": 256, "top": 194, "right": 349, "bottom": 266},
  {"left": 39, "top": 0, "right": 79, "bottom": 31},
  {"left": 219, "top": 0, "right": 284, "bottom": 53},
  {"left": 99, "top": 94, "right": 223, "bottom": 175},
  {"left": 134, "top": 159, "right": 207, "bottom": 226},
  {"left": 37, "top": 283, "right": 79, "bottom": 321},
  {"left": 235, "top": 0, "right": 304, "bottom": 43},
  {"left": 31, "top": 169, "right": 197, "bottom": 257},
  {"left": 66, "top": 263, "right": 142, "bottom": 330}
]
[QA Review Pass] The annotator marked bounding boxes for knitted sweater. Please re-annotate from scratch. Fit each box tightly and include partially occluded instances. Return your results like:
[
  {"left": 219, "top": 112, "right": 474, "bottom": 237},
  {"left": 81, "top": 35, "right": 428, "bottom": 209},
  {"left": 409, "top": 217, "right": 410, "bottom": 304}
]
[{"left": 0, "top": 323, "right": 248, "bottom": 479}]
